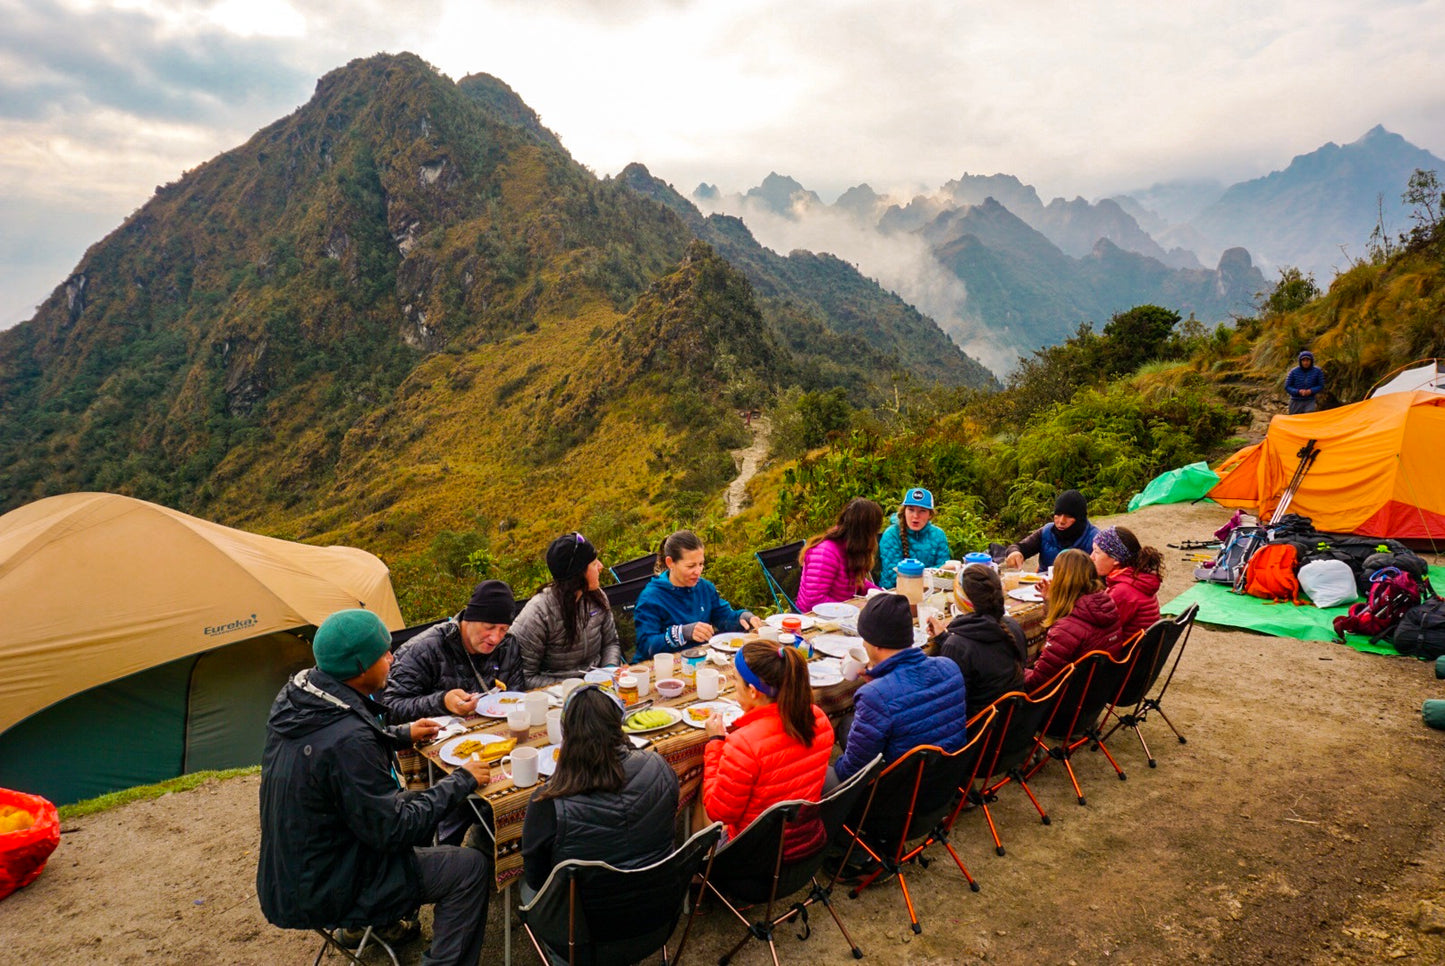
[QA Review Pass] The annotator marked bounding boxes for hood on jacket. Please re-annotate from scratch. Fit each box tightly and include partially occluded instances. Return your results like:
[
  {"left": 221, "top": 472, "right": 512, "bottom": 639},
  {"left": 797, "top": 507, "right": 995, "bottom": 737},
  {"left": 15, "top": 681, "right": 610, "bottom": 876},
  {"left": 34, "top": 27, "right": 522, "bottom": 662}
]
[
  {"left": 645, "top": 572, "right": 695, "bottom": 599},
  {"left": 1108, "top": 568, "right": 1162, "bottom": 597},
  {"left": 266, "top": 668, "right": 376, "bottom": 741},
  {"left": 1069, "top": 589, "right": 1120, "bottom": 630}
]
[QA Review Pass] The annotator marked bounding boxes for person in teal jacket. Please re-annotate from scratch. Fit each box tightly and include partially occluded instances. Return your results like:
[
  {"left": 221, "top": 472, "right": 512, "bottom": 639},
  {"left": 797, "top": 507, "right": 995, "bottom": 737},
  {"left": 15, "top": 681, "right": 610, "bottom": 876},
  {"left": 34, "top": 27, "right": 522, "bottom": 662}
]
[
  {"left": 633, "top": 530, "right": 761, "bottom": 659},
  {"left": 877, "top": 487, "right": 952, "bottom": 589}
]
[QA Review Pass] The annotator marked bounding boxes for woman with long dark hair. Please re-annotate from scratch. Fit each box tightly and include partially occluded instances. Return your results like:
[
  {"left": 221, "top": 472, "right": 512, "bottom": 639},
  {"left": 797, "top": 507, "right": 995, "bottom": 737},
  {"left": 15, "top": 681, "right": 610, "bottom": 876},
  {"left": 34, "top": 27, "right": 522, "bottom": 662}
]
[
  {"left": 795, "top": 498, "right": 883, "bottom": 612},
  {"left": 926, "top": 564, "right": 1027, "bottom": 719},
  {"left": 519, "top": 686, "right": 679, "bottom": 896},
  {"left": 1023, "top": 548, "right": 1123, "bottom": 691},
  {"left": 1091, "top": 526, "right": 1165, "bottom": 639},
  {"left": 702, "top": 642, "right": 833, "bottom": 844},
  {"left": 632, "top": 530, "right": 761, "bottom": 659},
  {"left": 514, "top": 532, "right": 622, "bottom": 687}
]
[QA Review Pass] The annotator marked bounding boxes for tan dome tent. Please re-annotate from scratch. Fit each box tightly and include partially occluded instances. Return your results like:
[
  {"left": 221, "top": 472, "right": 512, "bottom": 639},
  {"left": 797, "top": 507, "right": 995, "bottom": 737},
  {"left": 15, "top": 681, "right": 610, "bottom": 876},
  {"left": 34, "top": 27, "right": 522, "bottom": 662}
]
[{"left": 0, "top": 493, "right": 403, "bottom": 805}]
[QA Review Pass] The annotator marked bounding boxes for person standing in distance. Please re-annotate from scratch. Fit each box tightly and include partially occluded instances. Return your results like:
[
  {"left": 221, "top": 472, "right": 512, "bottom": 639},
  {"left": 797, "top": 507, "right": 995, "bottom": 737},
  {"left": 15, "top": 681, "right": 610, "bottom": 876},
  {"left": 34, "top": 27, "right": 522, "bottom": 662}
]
[{"left": 1285, "top": 349, "right": 1325, "bottom": 414}]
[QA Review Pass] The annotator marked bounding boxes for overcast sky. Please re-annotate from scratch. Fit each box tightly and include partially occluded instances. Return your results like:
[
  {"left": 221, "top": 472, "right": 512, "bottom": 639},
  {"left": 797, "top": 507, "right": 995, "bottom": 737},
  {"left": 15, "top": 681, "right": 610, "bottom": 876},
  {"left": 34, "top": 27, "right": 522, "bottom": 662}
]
[{"left": 2, "top": 0, "right": 1442, "bottom": 328}]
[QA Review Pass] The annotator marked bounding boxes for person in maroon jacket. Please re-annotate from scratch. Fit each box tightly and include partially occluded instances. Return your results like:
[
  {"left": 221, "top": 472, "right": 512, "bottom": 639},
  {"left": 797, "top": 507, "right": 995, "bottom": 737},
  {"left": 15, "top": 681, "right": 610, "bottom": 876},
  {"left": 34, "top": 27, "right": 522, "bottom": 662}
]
[
  {"left": 1025, "top": 549, "right": 1123, "bottom": 691},
  {"left": 1091, "top": 526, "right": 1164, "bottom": 640}
]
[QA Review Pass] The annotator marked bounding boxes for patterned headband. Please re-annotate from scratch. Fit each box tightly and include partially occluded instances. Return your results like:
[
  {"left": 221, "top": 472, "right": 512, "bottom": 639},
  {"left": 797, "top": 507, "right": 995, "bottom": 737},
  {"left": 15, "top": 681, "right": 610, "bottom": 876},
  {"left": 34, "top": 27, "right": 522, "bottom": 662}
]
[{"left": 1095, "top": 527, "right": 1134, "bottom": 566}]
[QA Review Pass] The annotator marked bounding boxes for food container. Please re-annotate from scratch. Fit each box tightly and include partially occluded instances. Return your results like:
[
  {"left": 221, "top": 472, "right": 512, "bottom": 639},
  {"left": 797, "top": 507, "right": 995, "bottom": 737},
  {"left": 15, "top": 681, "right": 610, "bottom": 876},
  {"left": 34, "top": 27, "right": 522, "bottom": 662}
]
[
  {"left": 617, "top": 675, "right": 639, "bottom": 705},
  {"left": 656, "top": 678, "right": 686, "bottom": 699},
  {"left": 780, "top": 616, "right": 803, "bottom": 635},
  {"left": 680, "top": 647, "right": 708, "bottom": 670},
  {"left": 963, "top": 551, "right": 995, "bottom": 570},
  {"left": 895, "top": 558, "right": 925, "bottom": 606}
]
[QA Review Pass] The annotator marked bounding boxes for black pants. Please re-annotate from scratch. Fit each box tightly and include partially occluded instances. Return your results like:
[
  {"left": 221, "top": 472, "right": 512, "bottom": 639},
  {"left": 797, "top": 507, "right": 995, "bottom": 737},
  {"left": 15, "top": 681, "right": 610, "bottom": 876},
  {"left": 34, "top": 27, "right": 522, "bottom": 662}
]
[{"left": 415, "top": 845, "right": 491, "bottom": 966}]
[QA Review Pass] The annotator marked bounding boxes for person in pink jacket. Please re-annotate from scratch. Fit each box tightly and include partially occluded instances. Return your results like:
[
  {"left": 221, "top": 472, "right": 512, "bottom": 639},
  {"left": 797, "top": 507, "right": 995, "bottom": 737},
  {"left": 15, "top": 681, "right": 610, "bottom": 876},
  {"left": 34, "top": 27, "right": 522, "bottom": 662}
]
[
  {"left": 795, "top": 498, "right": 883, "bottom": 612},
  {"left": 703, "top": 642, "right": 833, "bottom": 848},
  {"left": 1025, "top": 549, "right": 1123, "bottom": 691},
  {"left": 1091, "top": 526, "right": 1164, "bottom": 640}
]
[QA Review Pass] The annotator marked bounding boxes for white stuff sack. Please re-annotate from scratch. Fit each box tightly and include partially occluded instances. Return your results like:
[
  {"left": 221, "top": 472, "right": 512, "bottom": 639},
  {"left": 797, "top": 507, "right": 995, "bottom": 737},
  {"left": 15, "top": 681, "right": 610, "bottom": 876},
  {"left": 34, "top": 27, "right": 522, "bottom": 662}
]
[{"left": 1298, "top": 559, "right": 1359, "bottom": 609}]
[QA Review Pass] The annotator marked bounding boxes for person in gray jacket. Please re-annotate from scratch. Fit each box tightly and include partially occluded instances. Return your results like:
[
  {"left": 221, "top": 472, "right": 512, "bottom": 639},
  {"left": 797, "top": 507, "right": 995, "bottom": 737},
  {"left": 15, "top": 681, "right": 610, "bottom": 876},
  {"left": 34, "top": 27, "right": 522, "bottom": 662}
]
[{"left": 514, "top": 533, "right": 623, "bottom": 687}]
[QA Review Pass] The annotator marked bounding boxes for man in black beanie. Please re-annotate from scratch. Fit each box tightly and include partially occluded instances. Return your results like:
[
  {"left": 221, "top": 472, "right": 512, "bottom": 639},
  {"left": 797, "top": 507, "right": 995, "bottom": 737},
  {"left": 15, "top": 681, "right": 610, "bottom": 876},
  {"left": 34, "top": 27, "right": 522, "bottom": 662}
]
[
  {"left": 830, "top": 592, "right": 968, "bottom": 784},
  {"left": 1003, "top": 489, "right": 1099, "bottom": 572}
]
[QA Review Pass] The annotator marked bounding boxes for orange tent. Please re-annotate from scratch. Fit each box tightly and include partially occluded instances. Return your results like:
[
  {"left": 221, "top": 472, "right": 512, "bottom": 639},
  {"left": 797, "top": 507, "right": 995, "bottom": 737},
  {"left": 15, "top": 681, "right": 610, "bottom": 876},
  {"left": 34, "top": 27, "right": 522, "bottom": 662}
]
[{"left": 1208, "top": 390, "right": 1445, "bottom": 541}]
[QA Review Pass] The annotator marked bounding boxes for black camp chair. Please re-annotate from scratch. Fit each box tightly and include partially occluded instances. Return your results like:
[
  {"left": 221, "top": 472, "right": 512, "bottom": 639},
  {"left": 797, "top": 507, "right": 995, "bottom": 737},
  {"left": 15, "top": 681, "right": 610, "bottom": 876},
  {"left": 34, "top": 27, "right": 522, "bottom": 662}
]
[
  {"left": 312, "top": 925, "right": 401, "bottom": 966},
  {"left": 1024, "top": 645, "right": 1136, "bottom": 806},
  {"left": 609, "top": 553, "right": 657, "bottom": 584},
  {"left": 704, "top": 756, "right": 882, "bottom": 964},
  {"left": 834, "top": 730, "right": 991, "bottom": 935},
  {"left": 517, "top": 822, "right": 723, "bottom": 966},
  {"left": 1101, "top": 604, "right": 1198, "bottom": 764},
  {"left": 602, "top": 574, "right": 653, "bottom": 661},
  {"left": 755, "top": 540, "right": 805, "bottom": 614},
  {"left": 389, "top": 618, "right": 448, "bottom": 652}
]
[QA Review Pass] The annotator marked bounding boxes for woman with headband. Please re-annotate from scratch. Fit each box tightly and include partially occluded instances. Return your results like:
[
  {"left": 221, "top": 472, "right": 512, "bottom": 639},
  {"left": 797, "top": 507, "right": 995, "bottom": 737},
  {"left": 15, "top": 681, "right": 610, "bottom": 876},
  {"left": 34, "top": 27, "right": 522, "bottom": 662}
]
[
  {"left": 702, "top": 641, "right": 833, "bottom": 846},
  {"left": 519, "top": 685, "right": 678, "bottom": 899},
  {"left": 1091, "top": 525, "right": 1165, "bottom": 639}
]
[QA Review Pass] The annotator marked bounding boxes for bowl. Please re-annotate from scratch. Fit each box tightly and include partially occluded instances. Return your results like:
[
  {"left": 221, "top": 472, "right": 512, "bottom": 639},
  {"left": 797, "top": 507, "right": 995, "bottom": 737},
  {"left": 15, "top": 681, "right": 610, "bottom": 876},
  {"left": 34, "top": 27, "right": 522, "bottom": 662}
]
[{"left": 656, "top": 678, "right": 686, "bottom": 699}]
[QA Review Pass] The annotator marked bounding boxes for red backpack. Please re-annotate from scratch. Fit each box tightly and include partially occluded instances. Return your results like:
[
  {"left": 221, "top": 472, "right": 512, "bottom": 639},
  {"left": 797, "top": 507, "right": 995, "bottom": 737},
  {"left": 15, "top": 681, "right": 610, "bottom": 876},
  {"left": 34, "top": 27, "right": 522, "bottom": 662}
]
[
  {"left": 1243, "top": 543, "right": 1301, "bottom": 603},
  {"left": 1334, "top": 568, "right": 1426, "bottom": 643}
]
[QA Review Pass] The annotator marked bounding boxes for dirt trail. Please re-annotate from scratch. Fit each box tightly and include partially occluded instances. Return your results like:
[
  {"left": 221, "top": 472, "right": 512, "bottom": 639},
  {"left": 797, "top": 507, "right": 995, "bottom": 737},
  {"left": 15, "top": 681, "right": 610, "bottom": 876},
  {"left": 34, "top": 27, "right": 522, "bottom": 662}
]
[
  {"left": 8, "top": 501, "right": 1445, "bottom": 965},
  {"left": 725, "top": 415, "right": 771, "bottom": 517}
]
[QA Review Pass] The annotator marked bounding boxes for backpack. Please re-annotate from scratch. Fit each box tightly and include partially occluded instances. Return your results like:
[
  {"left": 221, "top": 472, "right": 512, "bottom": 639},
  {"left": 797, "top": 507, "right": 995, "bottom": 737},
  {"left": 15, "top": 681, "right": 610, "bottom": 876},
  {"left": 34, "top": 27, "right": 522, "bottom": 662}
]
[
  {"left": 1333, "top": 568, "right": 1425, "bottom": 644},
  {"left": 1243, "top": 543, "right": 1301, "bottom": 603},
  {"left": 1393, "top": 598, "right": 1445, "bottom": 659},
  {"left": 1195, "top": 525, "right": 1264, "bottom": 585}
]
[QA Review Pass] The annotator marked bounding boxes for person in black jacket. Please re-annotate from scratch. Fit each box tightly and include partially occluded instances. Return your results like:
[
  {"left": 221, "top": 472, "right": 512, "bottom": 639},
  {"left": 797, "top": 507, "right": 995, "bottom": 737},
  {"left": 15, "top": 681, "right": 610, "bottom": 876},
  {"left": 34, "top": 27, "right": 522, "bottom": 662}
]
[
  {"left": 519, "top": 685, "right": 678, "bottom": 900},
  {"left": 926, "top": 564, "right": 1027, "bottom": 720},
  {"left": 257, "top": 609, "right": 492, "bottom": 966},
  {"left": 382, "top": 579, "right": 524, "bottom": 723}
]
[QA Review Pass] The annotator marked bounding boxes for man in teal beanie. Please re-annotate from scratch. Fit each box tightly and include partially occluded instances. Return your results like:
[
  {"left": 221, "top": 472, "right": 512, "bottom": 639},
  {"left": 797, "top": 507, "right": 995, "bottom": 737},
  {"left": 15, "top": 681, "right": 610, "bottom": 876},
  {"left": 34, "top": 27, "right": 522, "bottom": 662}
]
[{"left": 258, "top": 609, "right": 492, "bottom": 965}]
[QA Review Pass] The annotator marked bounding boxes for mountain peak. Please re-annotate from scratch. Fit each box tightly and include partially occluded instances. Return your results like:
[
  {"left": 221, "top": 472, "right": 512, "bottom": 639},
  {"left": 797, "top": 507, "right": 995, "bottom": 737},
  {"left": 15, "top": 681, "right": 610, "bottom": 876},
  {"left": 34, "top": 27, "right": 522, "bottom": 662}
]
[{"left": 456, "top": 71, "right": 564, "bottom": 151}]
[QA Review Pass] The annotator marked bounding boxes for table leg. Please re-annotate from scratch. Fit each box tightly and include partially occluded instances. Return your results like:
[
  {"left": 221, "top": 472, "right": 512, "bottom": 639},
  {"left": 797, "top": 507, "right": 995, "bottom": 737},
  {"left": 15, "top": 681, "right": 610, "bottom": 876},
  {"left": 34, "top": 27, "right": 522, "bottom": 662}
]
[{"left": 503, "top": 881, "right": 512, "bottom": 966}]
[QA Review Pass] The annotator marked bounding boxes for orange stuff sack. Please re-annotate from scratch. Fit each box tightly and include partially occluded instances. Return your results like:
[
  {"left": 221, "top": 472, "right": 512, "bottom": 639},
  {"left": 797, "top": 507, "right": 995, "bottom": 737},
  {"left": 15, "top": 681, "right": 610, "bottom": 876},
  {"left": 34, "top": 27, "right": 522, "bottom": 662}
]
[
  {"left": 1244, "top": 543, "right": 1302, "bottom": 604},
  {"left": 0, "top": 788, "right": 60, "bottom": 901}
]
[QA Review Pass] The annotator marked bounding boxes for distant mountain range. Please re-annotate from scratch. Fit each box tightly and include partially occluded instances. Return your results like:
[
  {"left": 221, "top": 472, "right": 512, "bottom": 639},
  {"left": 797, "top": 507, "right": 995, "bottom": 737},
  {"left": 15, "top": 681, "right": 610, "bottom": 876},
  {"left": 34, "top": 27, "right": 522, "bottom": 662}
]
[
  {"left": 695, "top": 125, "right": 1443, "bottom": 370},
  {"left": 0, "top": 53, "right": 991, "bottom": 551}
]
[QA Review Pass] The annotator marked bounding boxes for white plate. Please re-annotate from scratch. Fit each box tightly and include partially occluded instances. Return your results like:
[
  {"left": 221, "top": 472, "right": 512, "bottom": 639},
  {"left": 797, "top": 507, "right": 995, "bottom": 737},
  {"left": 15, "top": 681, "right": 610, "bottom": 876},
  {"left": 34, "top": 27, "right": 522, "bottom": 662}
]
[
  {"left": 538, "top": 743, "right": 561, "bottom": 777},
  {"left": 622, "top": 706, "right": 683, "bottom": 734},
  {"left": 583, "top": 669, "right": 614, "bottom": 685},
  {"left": 709, "top": 632, "right": 747, "bottom": 653},
  {"left": 681, "top": 701, "right": 744, "bottom": 729},
  {"left": 810, "top": 633, "right": 861, "bottom": 659},
  {"left": 439, "top": 732, "right": 507, "bottom": 766},
  {"left": 913, "top": 627, "right": 929, "bottom": 648},
  {"left": 811, "top": 602, "right": 860, "bottom": 621},
  {"left": 808, "top": 661, "right": 844, "bottom": 687},
  {"left": 1016, "top": 573, "right": 1045, "bottom": 584},
  {"left": 765, "top": 613, "right": 817, "bottom": 630},
  {"left": 475, "top": 692, "right": 529, "bottom": 718},
  {"left": 1008, "top": 587, "right": 1044, "bottom": 603}
]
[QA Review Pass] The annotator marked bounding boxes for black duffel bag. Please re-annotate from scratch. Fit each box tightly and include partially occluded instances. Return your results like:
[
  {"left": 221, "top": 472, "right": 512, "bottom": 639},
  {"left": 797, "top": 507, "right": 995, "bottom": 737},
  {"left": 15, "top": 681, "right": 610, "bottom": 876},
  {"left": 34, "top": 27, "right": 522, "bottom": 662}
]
[{"left": 1394, "top": 598, "right": 1445, "bottom": 660}]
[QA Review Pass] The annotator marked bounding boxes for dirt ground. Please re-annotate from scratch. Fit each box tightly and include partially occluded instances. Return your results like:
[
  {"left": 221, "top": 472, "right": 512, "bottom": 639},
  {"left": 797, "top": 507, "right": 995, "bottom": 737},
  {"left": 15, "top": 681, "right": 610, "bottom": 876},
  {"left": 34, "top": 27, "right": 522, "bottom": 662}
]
[{"left": 7, "top": 501, "right": 1445, "bottom": 965}]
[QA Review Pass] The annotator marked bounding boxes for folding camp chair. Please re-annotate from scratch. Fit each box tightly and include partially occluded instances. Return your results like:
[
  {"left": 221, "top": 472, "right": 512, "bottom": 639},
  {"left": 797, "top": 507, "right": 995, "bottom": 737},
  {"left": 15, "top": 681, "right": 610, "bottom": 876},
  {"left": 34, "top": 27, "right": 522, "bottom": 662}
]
[
  {"left": 609, "top": 553, "right": 657, "bottom": 584},
  {"left": 602, "top": 574, "right": 653, "bottom": 662},
  {"left": 517, "top": 822, "right": 723, "bottom": 966},
  {"left": 970, "top": 669, "right": 1074, "bottom": 856},
  {"left": 705, "top": 756, "right": 882, "bottom": 964},
  {"left": 389, "top": 618, "right": 448, "bottom": 652},
  {"left": 1102, "top": 604, "right": 1198, "bottom": 763},
  {"left": 312, "top": 925, "right": 401, "bottom": 966},
  {"left": 902, "top": 707, "right": 1000, "bottom": 890},
  {"left": 1024, "top": 646, "right": 1136, "bottom": 806},
  {"left": 833, "top": 731, "right": 989, "bottom": 935},
  {"left": 755, "top": 540, "right": 805, "bottom": 614},
  {"left": 1097, "top": 617, "right": 1175, "bottom": 767}
]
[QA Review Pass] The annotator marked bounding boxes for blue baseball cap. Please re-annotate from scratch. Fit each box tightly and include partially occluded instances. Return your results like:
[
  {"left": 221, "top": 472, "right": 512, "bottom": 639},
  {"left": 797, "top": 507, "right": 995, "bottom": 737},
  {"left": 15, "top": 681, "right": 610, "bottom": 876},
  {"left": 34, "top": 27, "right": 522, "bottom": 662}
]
[{"left": 902, "top": 487, "right": 934, "bottom": 510}]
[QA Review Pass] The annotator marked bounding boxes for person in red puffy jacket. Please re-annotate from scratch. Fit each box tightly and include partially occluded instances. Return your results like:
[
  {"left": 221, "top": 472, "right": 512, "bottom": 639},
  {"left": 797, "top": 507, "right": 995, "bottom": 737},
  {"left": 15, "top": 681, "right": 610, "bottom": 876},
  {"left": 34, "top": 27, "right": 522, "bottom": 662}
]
[
  {"left": 703, "top": 641, "right": 834, "bottom": 845},
  {"left": 1025, "top": 549, "right": 1123, "bottom": 691},
  {"left": 1091, "top": 526, "right": 1164, "bottom": 640}
]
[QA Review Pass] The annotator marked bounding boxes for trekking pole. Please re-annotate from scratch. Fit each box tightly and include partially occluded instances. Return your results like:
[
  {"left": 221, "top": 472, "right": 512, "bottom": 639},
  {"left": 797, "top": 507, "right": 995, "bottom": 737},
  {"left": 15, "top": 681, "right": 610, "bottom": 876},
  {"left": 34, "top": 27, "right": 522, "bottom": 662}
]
[{"left": 1269, "top": 439, "right": 1320, "bottom": 526}]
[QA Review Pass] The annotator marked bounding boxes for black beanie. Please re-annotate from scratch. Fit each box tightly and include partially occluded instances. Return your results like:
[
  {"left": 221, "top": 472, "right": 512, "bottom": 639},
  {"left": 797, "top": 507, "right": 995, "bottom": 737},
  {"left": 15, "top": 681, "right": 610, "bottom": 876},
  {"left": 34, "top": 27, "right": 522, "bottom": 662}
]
[
  {"left": 546, "top": 532, "right": 598, "bottom": 580},
  {"left": 1054, "top": 489, "right": 1088, "bottom": 521},
  {"left": 463, "top": 579, "right": 515, "bottom": 624},
  {"left": 857, "top": 592, "right": 914, "bottom": 650}
]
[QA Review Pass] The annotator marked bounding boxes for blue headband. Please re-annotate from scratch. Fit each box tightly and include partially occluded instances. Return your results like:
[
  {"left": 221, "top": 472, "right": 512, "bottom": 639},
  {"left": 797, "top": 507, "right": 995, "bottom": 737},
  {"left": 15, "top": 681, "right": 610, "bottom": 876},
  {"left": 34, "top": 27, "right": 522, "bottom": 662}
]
[{"left": 733, "top": 647, "right": 778, "bottom": 697}]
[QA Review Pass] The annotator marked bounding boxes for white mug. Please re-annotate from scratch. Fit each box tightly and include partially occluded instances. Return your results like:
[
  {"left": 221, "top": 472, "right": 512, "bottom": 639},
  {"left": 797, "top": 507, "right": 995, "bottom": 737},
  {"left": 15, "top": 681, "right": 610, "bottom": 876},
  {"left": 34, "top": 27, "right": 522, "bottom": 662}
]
[
  {"left": 632, "top": 666, "right": 651, "bottom": 697},
  {"left": 841, "top": 645, "right": 869, "bottom": 682},
  {"left": 697, "top": 666, "right": 721, "bottom": 700},
  {"left": 654, "top": 652, "right": 675, "bottom": 679},
  {"left": 500, "top": 746, "right": 540, "bottom": 788},
  {"left": 546, "top": 708, "right": 564, "bottom": 745},
  {"left": 559, "top": 677, "right": 584, "bottom": 697},
  {"left": 757, "top": 624, "right": 781, "bottom": 643},
  {"left": 525, "top": 691, "right": 550, "bottom": 727}
]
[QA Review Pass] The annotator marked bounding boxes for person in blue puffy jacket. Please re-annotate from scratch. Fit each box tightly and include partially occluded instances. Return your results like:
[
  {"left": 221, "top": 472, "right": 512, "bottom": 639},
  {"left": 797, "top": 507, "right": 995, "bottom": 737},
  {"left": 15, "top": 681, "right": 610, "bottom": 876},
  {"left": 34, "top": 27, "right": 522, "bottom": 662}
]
[
  {"left": 878, "top": 487, "right": 952, "bottom": 588},
  {"left": 1285, "top": 349, "right": 1325, "bottom": 414},
  {"left": 831, "top": 593, "right": 968, "bottom": 783},
  {"left": 632, "top": 530, "right": 761, "bottom": 660}
]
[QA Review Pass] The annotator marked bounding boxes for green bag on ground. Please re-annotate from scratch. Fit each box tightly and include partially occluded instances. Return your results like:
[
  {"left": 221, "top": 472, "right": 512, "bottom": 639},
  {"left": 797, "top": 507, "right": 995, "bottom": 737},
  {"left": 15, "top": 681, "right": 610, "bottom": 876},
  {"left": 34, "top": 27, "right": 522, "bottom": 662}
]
[
  {"left": 1422, "top": 699, "right": 1445, "bottom": 730},
  {"left": 1127, "top": 461, "right": 1220, "bottom": 512},
  {"left": 1436, "top": 655, "right": 1445, "bottom": 680}
]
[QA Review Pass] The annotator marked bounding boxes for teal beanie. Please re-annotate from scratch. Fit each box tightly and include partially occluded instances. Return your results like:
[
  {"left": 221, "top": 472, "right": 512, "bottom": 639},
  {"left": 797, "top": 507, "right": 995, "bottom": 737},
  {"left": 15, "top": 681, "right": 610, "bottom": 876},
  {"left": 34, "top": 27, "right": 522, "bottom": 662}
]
[{"left": 313, "top": 609, "right": 391, "bottom": 679}]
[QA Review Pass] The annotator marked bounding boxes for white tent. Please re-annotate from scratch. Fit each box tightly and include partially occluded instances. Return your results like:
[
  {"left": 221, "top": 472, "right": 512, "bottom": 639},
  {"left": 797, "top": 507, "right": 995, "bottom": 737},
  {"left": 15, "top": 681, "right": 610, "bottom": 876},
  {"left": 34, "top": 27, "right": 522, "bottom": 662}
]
[{"left": 1368, "top": 358, "right": 1444, "bottom": 398}]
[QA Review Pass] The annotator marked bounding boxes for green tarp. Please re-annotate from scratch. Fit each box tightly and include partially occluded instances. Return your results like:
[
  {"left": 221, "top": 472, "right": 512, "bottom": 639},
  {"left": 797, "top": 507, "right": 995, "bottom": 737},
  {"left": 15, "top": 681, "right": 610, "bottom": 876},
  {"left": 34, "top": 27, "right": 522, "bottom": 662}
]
[
  {"left": 1163, "top": 563, "right": 1445, "bottom": 656},
  {"left": 1127, "top": 461, "right": 1220, "bottom": 512}
]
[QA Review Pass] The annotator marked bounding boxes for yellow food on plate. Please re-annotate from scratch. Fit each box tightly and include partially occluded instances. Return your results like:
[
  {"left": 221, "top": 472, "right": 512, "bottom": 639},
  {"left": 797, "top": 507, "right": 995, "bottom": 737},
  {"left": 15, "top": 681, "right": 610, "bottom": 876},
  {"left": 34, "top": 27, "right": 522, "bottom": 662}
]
[
  {"left": 687, "top": 707, "right": 711, "bottom": 722},
  {"left": 496, "top": 696, "right": 521, "bottom": 705},
  {"left": 451, "top": 737, "right": 514, "bottom": 762},
  {"left": 552, "top": 747, "right": 561, "bottom": 762},
  {"left": 623, "top": 709, "right": 675, "bottom": 732}
]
